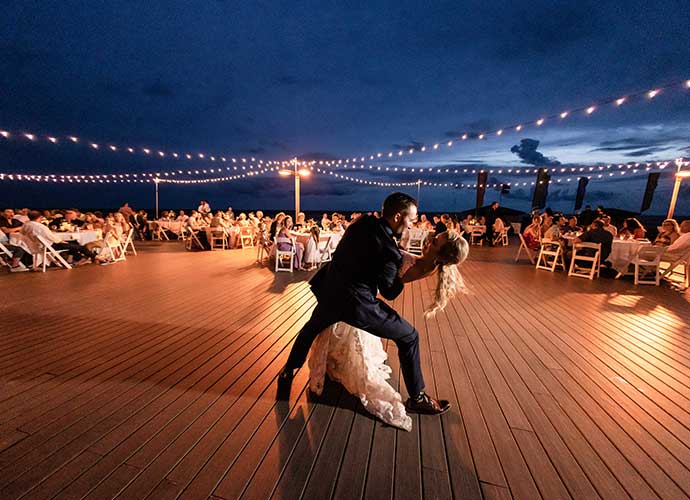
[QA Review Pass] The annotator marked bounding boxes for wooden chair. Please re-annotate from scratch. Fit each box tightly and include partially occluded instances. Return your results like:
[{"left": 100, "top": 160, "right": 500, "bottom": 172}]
[
  {"left": 209, "top": 227, "right": 228, "bottom": 251},
  {"left": 633, "top": 246, "right": 665, "bottom": 286},
  {"left": 184, "top": 227, "right": 205, "bottom": 251},
  {"left": 568, "top": 242, "right": 601, "bottom": 280},
  {"left": 274, "top": 236, "right": 296, "bottom": 272},
  {"left": 240, "top": 227, "right": 255, "bottom": 249},
  {"left": 493, "top": 228, "right": 509, "bottom": 246},
  {"left": 660, "top": 249, "right": 690, "bottom": 289},
  {"left": 470, "top": 226, "right": 485, "bottom": 246},
  {"left": 536, "top": 239, "right": 565, "bottom": 272},
  {"left": 0, "top": 240, "right": 28, "bottom": 271},
  {"left": 122, "top": 228, "right": 137, "bottom": 256},
  {"left": 256, "top": 230, "right": 273, "bottom": 263},
  {"left": 34, "top": 234, "right": 73, "bottom": 272},
  {"left": 318, "top": 235, "right": 334, "bottom": 265},
  {"left": 103, "top": 232, "right": 127, "bottom": 262},
  {"left": 515, "top": 233, "right": 537, "bottom": 264}
]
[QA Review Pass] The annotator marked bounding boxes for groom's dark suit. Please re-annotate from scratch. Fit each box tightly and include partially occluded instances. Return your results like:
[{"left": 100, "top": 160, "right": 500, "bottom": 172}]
[{"left": 285, "top": 215, "right": 424, "bottom": 397}]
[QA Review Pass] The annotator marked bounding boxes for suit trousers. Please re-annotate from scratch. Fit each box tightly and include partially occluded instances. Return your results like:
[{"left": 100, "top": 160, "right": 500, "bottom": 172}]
[{"left": 285, "top": 298, "right": 425, "bottom": 398}]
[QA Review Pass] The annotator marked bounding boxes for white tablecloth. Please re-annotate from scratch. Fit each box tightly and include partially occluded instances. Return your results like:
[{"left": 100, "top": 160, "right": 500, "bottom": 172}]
[
  {"left": 10, "top": 230, "right": 101, "bottom": 247},
  {"left": 609, "top": 239, "right": 651, "bottom": 274}
]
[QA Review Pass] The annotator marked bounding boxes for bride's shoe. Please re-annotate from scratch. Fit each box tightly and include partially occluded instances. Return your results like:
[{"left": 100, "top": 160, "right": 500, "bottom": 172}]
[{"left": 405, "top": 392, "right": 451, "bottom": 415}]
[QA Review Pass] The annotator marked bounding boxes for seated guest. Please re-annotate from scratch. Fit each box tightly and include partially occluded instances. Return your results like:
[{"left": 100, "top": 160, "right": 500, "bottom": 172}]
[
  {"left": 574, "top": 219, "right": 614, "bottom": 262},
  {"left": 320, "top": 213, "right": 331, "bottom": 230},
  {"left": 419, "top": 214, "right": 433, "bottom": 231},
  {"left": 540, "top": 213, "right": 553, "bottom": 237},
  {"left": 654, "top": 219, "right": 681, "bottom": 247},
  {"left": 83, "top": 212, "right": 104, "bottom": 231},
  {"left": 543, "top": 215, "right": 566, "bottom": 241},
  {"left": 198, "top": 200, "right": 212, "bottom": 216},
  {"left": 0, "top": 229, "right": 28, "bottom": 271},
  {"left": 276, "top": 215, "right": 304, "bottom": 269},
  {"left": 664, "top": 220, "right": 690, "bottom": 258},
  {"left": 21, "top": 211, "right": 96, "bottom": 265},
  {"left": 175, "top": 210, "right": 189, "bottom": 223},
  {"left": 619, "top": 218, "right": 646, "bottom": 240},
  {"left": 237, "top": 213, "right": 250, "bottom": 227},
  {"left": 118, "top": 202, "right": 136, "bottom": 224},
  {"left": 186, "top": 211, "right": 209, "bottom": 249},
  {"left": 492, "top": 217, "right": 505, "bottom": 236},
  {"left": 435, "top": 213, "right": 451, "bottom": 234},
  {"left": 133, "top": 210, "right": 149, "bottom": 239},
  {"left": 13, "top": 208, "right": 30, "bottom": 224},
  {"left": 1, "top": 208, "right": 23, "bottom": 237},
  {"left": 211, "top": 210, "right": 229, "bottom": 229},
  {"left": 226, "top": 207, "right": 235, "bottom": 221},
  {"left": 295, "top": 212, "right": 307, "bottom": 229},
  {"left": 601, "top": 215, "right": 617, "bottom": 237},
  {"left": 270, "top": 212, "right": 286, "bottom": 240},
  {"left": 565, "top": 216, "right": 582, "bottom": 234},
  {"left": 523, "top": 216, "right": 542, "bottom": 249},
  {"left": 63, "top": 209, "right": 85, "bottom": 229}
]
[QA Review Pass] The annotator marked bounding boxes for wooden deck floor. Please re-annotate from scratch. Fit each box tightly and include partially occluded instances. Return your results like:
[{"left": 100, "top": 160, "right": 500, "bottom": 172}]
[{"left": 1, "top": 241, "right": 690, "bottom": 500}]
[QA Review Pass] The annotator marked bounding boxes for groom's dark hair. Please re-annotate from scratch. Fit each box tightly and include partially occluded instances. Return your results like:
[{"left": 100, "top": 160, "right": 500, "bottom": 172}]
[{"left": 382, "top": 192, "right": 418, "bottom": 218}]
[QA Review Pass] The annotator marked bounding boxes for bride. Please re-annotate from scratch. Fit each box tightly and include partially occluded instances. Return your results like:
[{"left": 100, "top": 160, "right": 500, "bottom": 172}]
[{"left": 307, "top": 230, "right": 469, "bottom": 431}]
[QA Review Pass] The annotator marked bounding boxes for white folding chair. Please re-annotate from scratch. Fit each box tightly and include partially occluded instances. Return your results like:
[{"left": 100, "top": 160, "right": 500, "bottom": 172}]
[
  {"left": 568, "top": 242, "right": 601, "bottom": 280},
  {"left": 633, "top": 246, "right": 665, "bottom": 286},
  {"left": 256, "top": 230, "right": 273, "bottom": 263},
  {"left": 660, "top": 249, "right": 690, "bottom": 289},
  {"left": 536, "top": 239, "right": 565, "bottom": 272},
  {"left": 184, "top": 227, "right": 205, "bottom": 251},
  {"left": 0, "top": 240, "right": 28, "bottom": 270},
  {"left": 209, "top": 227, "right": 228, "bottom": 251},
  {"left": 515, "top": 233, "right": 537, "bottom": 264},
  {"left": 493, "top": 228, "right": 509, "bottom": 246},
  {"left": 240, "top": 227, "right": 255, "bottom": 249},
  {"left": 407, "top": 228, "right": 425, "bottom": 255},
  {"left": 103, "top": 232, "right": 127, "bottom": 262},
  {"left": 470, "top": 227, "right": 485, "bottom": 246},
  {"left": 318, "top": 235, "right": 333, "bottom": 265},
  {"left": 274, "top": 236, "right": 296, "bottom": 272},
  {"left": 35, "top": 234, "right": 72, "bottom": 272},
  {"left": 122, "top": 228, "right": 137, "bottom": 256},
  {"left": 510, "top": 222, "right": 522, "bottom": 235}
]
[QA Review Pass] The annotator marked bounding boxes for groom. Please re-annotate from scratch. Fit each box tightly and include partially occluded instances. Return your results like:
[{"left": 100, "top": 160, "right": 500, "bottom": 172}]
[{"left": 279, "top": 192, "right": 450, "bottom": 415}]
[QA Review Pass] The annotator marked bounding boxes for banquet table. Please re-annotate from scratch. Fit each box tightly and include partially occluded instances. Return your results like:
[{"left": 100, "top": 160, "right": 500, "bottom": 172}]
[
  {"left": 289, "top": 230, "right": 341, "bottom": 247},
  {"left": 10, "top": 229, "right": 101, "bottom": 247},
  {"left": 609, "top": 239, "right": 652, "bottom": 275}
]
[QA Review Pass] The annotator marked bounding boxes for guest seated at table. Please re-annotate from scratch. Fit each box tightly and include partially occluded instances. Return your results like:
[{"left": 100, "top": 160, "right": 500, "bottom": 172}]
[
  {"left": 663, "top": 220, "right": 690, "bottom": 259},
  {"left": 654, "top": 219, "right": 681, "bottom": 247},
  {"left": 418, "top": 214, "right": 433, "bottom": 231},
  {"left": 523, "top": 216, "right": 542, "bottom": 249},
  {"left": 543, "top": 215, "right": 566, "bottom": 241},
  {"left": 226, "top": 207, "right": 235, "bottom": 221},
  {"left": 492, "top": 217, "right": 505, "bottom": 236},
  {"left": 320, "top": 213, "right": 331, "bottom": 230},
  {"left": 435, "top": 213, "right": 450, "bottom": 234},
  {"left": 186, "top": 210, "right": 209, "bottom": 249},
  {"left": 0, "top": 229, "right": 29, "bottom": 272},
  {"left": 565, "top": 216, "right": 582, "bottom": 234},
  {"left": 175, "top": 210, "right": 189, "bottom": 223},
  {"left": 540, "top": 213, "right": 553, "bottom": 237},
  {"left": 574, "top": 219, "right": 613, "bottom": 262},
  {"left": 83, "top": 212, "right": 104, "bottom": 231},
  {"left": 210, "top": 210, "right": 229, "bottom": 229},
  {"left": 21, "top": 211, "right": 96, "bottom": 265},
  {"left": 270, "top": 212, "right": 286, "bottom": 240},
  {"left": 13, "top": 208, "right": 30, "bottom": 224},
  {"left": 294, "top": 212, "right": 306, "bottom": 229},
  {"left": 276, "top": 215, "right": 304, "bottom": 269},
  {"left": 619, "top": 218, "right": 646, "bottom": 240},
  {"left": 1, "top": 208, "right": 23, "bottom": 237},
  {"left": 601, "top": 215, "right": 617, "bottom": 237}
]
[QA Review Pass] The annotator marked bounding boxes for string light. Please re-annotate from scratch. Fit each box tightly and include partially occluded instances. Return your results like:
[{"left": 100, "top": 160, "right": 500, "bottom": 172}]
[{"left": 305, "top": 77, "right": 690, "bottom": 165}]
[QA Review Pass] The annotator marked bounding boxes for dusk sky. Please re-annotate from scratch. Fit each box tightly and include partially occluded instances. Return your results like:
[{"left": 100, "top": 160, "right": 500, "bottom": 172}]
[{"left": 1, "top": 0, "right": 689, "bottom": 215}]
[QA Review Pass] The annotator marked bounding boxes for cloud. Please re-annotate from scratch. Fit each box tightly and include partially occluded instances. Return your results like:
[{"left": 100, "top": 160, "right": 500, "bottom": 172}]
[
  {"left": 623, "top": 147, "right": 672, "bottom": 157},
  {"left": 510, "top": 138, "right": 560, "bottom": 166},
  {"left": 392, "top": 141, "right": 424, "bottom": 152}
]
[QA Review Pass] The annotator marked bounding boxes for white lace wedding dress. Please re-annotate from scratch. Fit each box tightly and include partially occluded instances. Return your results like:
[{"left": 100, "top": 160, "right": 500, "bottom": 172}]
[{"left": 307, "top": 251, "right": 417, "bottom": 432}]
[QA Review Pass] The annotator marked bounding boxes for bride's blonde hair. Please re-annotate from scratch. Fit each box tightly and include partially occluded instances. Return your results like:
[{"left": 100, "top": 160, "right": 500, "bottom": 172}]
[{"left": 425, "top": 230, "right": 469, "bottom": 318}]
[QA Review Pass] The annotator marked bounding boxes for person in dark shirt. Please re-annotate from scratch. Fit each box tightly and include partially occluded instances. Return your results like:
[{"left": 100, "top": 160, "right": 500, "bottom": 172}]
[
  {"left": 485, "top": 202, "right": 499, "bottom": 246},
  {"left": 269, "top": 212, "right": 286, "bottom": 240},
  {"left": 434, "top": 213, "right": 451, "bottom": 235},
  {"left": 0, "top": 208, "right": 23, "bottom": 235},
  {"left": 575, "top": 219, "right": 614, "bottom": 262}
]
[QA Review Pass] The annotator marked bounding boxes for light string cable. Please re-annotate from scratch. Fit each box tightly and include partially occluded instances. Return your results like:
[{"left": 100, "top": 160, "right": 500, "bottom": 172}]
[
  {"left": 312, "top": 78, "right": 690, "bottom": 165},
  {"left": 0, "top": 165, "right": 279, "bottom": 183}
]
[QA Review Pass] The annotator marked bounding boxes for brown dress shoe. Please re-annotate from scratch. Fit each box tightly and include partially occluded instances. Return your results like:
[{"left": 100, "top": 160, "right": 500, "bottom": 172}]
[{"left": 405, "top": 392, "right": 451, "bottom": 415}]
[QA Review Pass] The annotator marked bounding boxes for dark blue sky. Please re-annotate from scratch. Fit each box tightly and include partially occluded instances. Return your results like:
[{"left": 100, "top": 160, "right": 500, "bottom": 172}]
[{"left": 1, "top": 0, "right": 689, "bottom": 214}]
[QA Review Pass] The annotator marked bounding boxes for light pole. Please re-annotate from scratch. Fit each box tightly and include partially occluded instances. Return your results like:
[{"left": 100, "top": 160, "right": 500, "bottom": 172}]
[
  {"left": 279, "top": 158, "right": 311, "bottom": 220},
  {"left": 667, "top": 158, "right": 689, "bottom": 219},
  {"left": 154, "top": 177, "right": 160, "bottom": 219}
]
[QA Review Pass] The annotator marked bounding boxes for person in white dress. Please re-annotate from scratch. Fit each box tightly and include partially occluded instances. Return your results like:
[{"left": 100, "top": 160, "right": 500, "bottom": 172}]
[{"left": 307, "top": 230, "right": 469, "bottom": 431}]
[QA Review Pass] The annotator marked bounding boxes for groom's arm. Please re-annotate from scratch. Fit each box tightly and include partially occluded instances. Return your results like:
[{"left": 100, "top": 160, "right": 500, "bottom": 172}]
[{"left": 378, "top": 259, "right": 404, "bottom": 300}]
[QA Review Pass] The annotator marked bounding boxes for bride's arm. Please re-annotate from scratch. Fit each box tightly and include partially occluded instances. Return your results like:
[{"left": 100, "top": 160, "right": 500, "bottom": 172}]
[{"left": 400, "top": 257, "right": 436, "bottom": 283}]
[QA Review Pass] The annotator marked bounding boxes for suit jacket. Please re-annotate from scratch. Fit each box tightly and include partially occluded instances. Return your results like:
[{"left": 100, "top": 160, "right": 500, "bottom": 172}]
[{"left": 309, "top": 215, "right": 403, "bottom": 306}]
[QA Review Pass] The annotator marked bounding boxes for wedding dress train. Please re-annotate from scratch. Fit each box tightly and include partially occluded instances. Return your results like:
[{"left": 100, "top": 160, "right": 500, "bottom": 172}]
[{"left": 308, "top": 321, "right": 413, "bottom": 431}]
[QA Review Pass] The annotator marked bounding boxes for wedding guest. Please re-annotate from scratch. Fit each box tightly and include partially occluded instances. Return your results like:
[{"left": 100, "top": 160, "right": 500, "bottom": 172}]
[
  {"left": 435, "top": 214, "right": 450, "bottom": 234},
  {"left": 118, "top": 202, "right": 136, "bottom": 221},
  {"left": 276, "top": 216, "right": 304, "bottom": 268},
  {"left": 544, "top": 215, "right": 566, "bottom": 241},
  {"left": 186, "top": 210, "right": 209, "bottom": 249},
  {"left": 654, "top": 219, "right": 681, "bottom": 247},
  {"left": 83, "top": 212, "right": 104, "bottom": 231},
  {"left": 13, "top": 208, "right": 29, "bottom": 223},
  {"left": 176, "top": 210, "right": 189, "bottom": 223},
  {"left": 270, "top": 212, "right": 286, "bottom": 240},
  {"left": 540, "top": 213, "right": 553, "bottom": 237},
  {"left": 0, "top": 208, "right": 23, "bottom": 237},
  {"left": 295, "top": 212, "right": 307, "bottom": 229},
  {"left": 601, "top": 215, "right": 617, "bottom": 237},
  {"left": 226, "top": 207, "right": 235, "bottom": 221},
  {"left": 302, "top": 225, "right": 322, "bottom": 270},
  {"left": 523, "top": 216, "right": 542, "bottom": 249},
  {"left": 320, "top": 213, "right": 331, "bottom": 230},
  {"left": 574, "top": 219, "right": 613, "bottom": 262},
  {"left": 485, "top": 201, "right": 499, "bottom": 246},
  {"left": 0, "top": 228, "right": 28, "bottom": 272},
  {"left": 198, "top": 200, "right": 212, "bottom": 216},
  {"left": 21, "top": 211, "right": 96, "bottom": 265},
  {"left": 664, "top": 220, "right": 690, "bottom": 258},
  {"left": 565, "top": 216, "right": 582, "bottom": 234},
  {"left": 619, "top": 218, "right": 646, "bottom": 240},
  {"left": 579, "top": 205, "right": 596, "bottom": 227}
]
